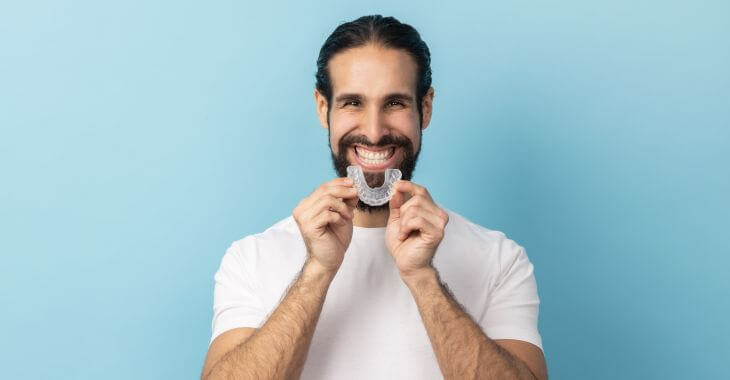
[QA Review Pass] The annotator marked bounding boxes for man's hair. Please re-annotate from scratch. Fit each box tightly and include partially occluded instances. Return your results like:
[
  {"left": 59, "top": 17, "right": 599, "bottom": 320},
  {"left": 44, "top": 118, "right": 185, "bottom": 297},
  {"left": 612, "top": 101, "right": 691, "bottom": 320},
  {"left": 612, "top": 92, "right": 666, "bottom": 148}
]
[{"left": 315, "top": 15, "right": 432, "bottom": 119}]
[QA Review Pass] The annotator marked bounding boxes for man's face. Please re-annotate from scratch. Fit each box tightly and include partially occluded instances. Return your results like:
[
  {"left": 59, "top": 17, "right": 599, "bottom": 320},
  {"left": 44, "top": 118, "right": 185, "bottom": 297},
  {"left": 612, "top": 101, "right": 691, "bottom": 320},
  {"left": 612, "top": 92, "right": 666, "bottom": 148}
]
[{"left": 315, "top": 44, "right": 432, "bottom": 211}]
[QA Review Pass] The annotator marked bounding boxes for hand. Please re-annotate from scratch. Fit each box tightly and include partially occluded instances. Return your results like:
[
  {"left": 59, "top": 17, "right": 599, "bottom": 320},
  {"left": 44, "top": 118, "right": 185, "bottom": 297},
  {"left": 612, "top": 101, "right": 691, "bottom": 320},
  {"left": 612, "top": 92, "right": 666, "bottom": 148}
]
[
  {"left": 385, "top": 180, "right": 449, "bottom": 279},
  {"left": 293, "top": 177, "right": 359, "bottom": 273}
]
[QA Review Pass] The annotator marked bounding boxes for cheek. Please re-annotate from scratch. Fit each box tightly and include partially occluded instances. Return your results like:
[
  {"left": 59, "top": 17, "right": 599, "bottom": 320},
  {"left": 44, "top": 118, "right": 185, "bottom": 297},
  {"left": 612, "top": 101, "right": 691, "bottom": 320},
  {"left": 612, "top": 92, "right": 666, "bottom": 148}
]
[
  {"left": 328, "top": 114, "right": 358, "bottom": 153},
  {"left": 385, "top": 110, "right": 421, "bottom": 138},
  {"left": 333, "top": 112, "right": 361, "bottom": 127},
  {"left": 386, "top": 110, "right": 418, "bottom": 125}
]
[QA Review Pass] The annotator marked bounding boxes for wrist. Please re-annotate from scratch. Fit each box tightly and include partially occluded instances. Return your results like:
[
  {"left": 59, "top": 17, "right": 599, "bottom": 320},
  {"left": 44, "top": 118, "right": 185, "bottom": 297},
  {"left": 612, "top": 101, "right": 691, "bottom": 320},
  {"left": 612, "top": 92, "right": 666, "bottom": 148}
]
[
  {"left": 302, "top": 258, "right": 338, "bottom": 282},
  {"left": 400, "top": 266, "right": 439, "bottom": 290}
]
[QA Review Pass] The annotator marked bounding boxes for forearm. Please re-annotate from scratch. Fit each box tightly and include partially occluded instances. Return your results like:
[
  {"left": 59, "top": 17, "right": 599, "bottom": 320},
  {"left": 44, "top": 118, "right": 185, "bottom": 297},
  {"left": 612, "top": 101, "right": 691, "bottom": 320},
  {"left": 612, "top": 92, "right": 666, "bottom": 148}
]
[
  {"left": 204, "top": 259, "right": 335, "bottom": 380},
  {"left": 403, "top": 268, "right": 536, "bottom": 380}
]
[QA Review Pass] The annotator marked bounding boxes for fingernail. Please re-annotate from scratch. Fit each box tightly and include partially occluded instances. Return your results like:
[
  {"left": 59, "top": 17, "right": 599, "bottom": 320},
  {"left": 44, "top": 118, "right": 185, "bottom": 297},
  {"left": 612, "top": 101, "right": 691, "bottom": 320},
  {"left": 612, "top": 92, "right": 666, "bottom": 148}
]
[{"left": 344, "top": 178, "right": 353, "bottom": 185}]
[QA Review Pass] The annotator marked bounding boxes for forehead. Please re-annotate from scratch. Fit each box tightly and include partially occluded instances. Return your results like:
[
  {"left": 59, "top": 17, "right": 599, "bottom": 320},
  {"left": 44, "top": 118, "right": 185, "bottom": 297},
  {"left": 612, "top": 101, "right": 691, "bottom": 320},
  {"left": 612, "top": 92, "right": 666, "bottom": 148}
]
[{"left": 327, "top": 44, "right": 418, "bottom": 98}]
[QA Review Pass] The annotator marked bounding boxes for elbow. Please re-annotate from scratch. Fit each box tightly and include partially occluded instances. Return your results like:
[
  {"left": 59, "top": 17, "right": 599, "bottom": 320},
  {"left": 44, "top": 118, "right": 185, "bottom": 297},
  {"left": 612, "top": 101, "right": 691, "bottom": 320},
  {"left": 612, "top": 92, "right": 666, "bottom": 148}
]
[{"left": 200, "top": 364, "right": 217, "bottom": 380}]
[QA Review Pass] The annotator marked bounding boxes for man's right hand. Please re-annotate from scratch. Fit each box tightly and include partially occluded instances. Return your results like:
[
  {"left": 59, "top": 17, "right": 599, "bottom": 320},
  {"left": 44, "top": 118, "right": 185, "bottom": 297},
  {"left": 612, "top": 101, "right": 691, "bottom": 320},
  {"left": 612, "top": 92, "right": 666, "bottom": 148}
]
[{"left": 293, "top": 177, "right": 359, "bottom": 273}]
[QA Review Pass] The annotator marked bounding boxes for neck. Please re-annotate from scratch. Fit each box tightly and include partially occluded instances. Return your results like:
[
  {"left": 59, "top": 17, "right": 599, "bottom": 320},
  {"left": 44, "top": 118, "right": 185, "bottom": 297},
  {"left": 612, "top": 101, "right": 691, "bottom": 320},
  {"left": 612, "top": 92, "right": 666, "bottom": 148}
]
[{"left": 353, "top": 208, "right": 389, "bottom": 228}]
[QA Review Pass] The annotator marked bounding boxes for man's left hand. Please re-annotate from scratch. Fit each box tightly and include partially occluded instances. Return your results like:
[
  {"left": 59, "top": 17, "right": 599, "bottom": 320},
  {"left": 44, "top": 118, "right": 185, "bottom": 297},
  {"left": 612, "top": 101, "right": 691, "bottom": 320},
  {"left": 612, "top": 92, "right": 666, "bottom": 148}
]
[{"left": 386, "top": 180, "right": 449, "bottom": 279}]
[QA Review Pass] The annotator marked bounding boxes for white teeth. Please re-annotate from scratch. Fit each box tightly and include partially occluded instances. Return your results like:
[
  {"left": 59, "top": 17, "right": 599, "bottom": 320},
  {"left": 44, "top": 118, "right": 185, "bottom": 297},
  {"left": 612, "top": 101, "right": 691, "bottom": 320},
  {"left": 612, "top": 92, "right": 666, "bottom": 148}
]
[{"left": 355, "top": 147, "right": 393, "bottom": 162}]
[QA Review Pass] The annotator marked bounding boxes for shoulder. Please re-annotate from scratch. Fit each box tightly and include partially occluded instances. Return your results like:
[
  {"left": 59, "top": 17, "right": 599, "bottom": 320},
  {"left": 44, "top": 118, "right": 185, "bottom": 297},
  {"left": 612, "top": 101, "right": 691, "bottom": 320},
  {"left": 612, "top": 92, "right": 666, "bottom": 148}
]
[
  {"left": 230, "top": 215, "right": 300, "bottom": 250},
  {"left": 441, "top": 207, "right": 523, "bottom": 251},
  {"left": 438, "top": 206, "right": 529, "bottom": 276},
  {"left": 219, "top": 215, "right": 304, "bottom": 269}
]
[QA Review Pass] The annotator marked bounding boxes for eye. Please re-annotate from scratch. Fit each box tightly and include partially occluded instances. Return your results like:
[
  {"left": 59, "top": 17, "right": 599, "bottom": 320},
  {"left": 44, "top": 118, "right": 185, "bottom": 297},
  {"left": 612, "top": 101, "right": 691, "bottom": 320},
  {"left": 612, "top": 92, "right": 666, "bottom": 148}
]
[
  {"left": 343, "top": 100, "right": 360, "bottom": 107},
  {"left": 387, "top": 100, "right": 404, "bottom": 108}
]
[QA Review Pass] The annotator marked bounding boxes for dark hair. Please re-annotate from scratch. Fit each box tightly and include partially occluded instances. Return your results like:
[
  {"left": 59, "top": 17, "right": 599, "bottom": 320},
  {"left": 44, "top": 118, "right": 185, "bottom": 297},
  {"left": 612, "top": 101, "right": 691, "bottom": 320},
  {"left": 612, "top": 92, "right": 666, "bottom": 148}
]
[{"left": 315, "top": 15, "right": 432, "bottom": 120}]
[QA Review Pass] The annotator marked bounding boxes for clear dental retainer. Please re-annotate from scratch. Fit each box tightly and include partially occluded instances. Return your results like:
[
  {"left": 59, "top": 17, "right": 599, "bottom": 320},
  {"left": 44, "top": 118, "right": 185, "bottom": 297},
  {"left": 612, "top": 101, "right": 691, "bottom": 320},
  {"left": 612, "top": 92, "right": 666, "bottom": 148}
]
[{"left": 347, "top": 165, "right": 402, "bottom": 206}]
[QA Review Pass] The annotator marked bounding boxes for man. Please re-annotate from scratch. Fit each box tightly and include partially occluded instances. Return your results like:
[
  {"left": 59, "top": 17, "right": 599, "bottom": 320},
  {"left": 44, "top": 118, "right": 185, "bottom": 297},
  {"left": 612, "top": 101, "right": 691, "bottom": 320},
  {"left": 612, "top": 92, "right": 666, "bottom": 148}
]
[{"left": 202, "top": 15, "right": 547, "bottom": 380}]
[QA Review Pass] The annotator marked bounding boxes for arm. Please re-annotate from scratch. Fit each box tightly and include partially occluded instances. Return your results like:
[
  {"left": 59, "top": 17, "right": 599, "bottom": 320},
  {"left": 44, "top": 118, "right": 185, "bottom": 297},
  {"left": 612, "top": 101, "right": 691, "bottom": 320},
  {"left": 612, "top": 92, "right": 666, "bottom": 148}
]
[
  {"left": 402, "top": 268, "right": 547, "bottom": 380},
  {"left": 385, "top": 181, "right": 546, "bottom": 380},
  {"left": 203, "top": 177, "right": 359, "bottom": 379},
  {"left": 202, "top": 259, "right": 335, "bottom": 380}
]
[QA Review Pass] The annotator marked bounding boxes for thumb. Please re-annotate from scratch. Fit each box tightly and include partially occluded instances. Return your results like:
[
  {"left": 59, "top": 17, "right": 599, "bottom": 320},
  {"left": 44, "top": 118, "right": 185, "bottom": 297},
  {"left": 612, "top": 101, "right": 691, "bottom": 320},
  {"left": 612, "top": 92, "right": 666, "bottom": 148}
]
[
  {"left": 388, "top": 181, "right": 405, "bottom": 222},
  {"left": 344, "top": 196, "right": 359, "bottom": 209}
]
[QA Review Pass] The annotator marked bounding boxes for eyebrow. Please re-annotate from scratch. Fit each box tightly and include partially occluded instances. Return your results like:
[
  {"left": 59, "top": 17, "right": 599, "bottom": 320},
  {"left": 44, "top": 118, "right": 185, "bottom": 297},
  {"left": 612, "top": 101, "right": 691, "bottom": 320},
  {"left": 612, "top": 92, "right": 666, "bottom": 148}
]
[
  {"left": 383, "top": 93, "right": 415, "bottom": 103},
  {"left": 334, "top": 92, "right": 415, "bottom": 104},
  {"left": 334, "top": 93, "right": 363, "bottom": 103}
]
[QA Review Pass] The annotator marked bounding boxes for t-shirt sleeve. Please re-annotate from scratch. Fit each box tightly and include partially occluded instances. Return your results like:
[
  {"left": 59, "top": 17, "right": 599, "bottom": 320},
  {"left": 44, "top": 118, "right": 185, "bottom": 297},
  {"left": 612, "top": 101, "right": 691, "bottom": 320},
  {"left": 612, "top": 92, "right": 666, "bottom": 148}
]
[
  {"left": 479, "top": 240, "right": 543, "bottom": 351},
  {"left": 210, "top": 237, "right": 267, "bottom": 345}
]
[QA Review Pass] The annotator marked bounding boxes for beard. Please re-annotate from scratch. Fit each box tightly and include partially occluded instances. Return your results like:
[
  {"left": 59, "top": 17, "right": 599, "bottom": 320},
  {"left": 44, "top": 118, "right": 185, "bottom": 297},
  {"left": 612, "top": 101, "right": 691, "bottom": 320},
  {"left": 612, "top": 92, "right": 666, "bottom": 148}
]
[{"left": 330, "top": 129, "right": 422, "bottom": 213}]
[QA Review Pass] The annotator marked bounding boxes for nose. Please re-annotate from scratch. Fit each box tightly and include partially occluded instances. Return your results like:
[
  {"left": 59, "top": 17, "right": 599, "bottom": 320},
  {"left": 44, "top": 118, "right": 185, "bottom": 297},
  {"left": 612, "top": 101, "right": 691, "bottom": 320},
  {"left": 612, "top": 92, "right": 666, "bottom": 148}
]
[{"left": 360, "top": 105, "right": 388, "bottom": 145}]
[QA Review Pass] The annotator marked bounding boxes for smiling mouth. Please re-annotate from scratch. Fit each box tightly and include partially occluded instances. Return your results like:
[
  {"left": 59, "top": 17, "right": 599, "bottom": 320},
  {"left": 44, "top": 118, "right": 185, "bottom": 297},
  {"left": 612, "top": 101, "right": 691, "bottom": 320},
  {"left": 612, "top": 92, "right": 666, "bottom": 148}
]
[{"left": 352, "top": 145, "right": 396, "bottom": 166}]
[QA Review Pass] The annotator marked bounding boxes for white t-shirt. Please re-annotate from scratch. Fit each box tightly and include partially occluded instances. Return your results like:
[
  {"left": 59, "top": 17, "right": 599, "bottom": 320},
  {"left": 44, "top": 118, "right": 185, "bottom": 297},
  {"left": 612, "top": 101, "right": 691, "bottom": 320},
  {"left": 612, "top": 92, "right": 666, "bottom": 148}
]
[{"left": 210, "top": 208, "right": 542, "bottom": 379}]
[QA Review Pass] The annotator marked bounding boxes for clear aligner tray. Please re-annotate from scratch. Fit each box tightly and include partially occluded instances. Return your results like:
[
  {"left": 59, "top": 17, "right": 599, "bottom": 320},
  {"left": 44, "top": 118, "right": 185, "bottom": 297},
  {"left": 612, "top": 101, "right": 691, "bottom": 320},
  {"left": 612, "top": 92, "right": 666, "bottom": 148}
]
[{"left": 346, "top": 165, "right": 402, "bottom": 206}]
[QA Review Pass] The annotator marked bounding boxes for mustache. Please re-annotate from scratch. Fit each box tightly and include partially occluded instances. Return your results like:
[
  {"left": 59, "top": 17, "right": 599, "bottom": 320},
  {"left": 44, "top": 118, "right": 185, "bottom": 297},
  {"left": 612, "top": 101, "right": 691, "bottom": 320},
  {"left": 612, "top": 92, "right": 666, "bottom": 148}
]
[
  {"left": 330, "top": 130, "right": 422, "bottom": 212},
  {"left": 338, "top": 133, "right": 413, "bottom": 150}
]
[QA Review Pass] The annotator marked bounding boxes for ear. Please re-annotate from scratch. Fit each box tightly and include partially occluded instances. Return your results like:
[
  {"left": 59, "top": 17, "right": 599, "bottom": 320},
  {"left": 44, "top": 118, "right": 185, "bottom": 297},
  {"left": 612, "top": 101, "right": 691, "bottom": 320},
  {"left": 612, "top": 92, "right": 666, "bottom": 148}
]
[
  {"left": 420, "top": 86, "right": 435, "bottom": 131},
  {"left": 314, "top": 89, "right": 329, "bottom": 129}
]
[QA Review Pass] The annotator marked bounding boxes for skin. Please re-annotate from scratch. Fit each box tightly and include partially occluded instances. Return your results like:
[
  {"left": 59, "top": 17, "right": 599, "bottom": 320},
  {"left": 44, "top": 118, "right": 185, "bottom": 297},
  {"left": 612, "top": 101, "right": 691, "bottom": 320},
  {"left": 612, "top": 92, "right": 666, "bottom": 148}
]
[{"left": 202, "top": 44, "right": 547, "bottom": 380}]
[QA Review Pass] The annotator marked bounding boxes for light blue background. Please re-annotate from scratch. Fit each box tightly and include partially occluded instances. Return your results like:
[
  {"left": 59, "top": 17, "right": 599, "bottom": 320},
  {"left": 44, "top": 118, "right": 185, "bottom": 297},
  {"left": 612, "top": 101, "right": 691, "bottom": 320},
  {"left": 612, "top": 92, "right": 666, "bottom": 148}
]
[{"left": 1, "top": 0, "right": 728, "bottom": 378}]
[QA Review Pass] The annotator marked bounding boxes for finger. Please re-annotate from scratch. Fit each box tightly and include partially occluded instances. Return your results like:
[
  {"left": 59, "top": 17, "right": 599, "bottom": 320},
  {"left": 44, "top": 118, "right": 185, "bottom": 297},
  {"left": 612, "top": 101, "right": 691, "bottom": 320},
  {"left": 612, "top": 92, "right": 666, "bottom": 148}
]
[
  {"left": 301, "top": 178, "right": 356, "bottom": 209},
  {"left": 321, "top": 176, "right": 354, "bottom": 189},
  {"left": 393, "top": 180, "right": 431, "bottom": 201},
  {"left": 400, "top": 196, "right": 447, "bottom": 224},
  {"left": 389, "top": 179, "right": 418, "bottom": 214},
  {"left": 389, "top": 181, "right": 406, "bottom": 211},
  {"left": 399, "top": 204, "right": 447, "bottom": 232},
  {"left": 309, "top": 195, "right": 353, "bottom": 221},
  {"left": 398, "top": 214, "right": 440, "bottom": 241},
  {"left": 294, "top": 178, "right": 355, "bottom": 225},
  {"left": 317, "top": 184, "right": 359, "bottom": 201},
  {"left": 300, "top": 187, "right": 357, "bottom": 215},
  {"left": 310, "top": 209, "right": 345, "bottom": 232},
  {"left": 344, "top": 195, "right": 359, "bottom": 209},
  {"left": 299, "top": 188, "right": 357, "bottom": 226},
  {"left": 323, "top": 179, "right": 359, "bottom": 209}
]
